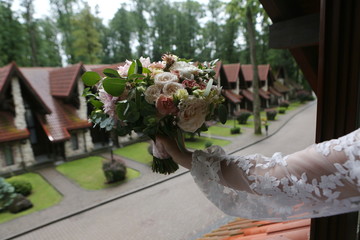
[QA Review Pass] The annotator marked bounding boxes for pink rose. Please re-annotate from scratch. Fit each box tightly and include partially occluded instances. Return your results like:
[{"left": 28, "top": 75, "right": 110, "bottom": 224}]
[
  {"left": 182, "top": 79, "right": 199, "bottom": 89},
  {"left": 156, "top": 95, "right": 178, "bottom": 116}
]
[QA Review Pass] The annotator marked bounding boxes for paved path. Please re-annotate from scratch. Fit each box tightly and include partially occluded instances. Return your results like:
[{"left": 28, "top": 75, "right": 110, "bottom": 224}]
[{"left": 1, "top": 102, "right": 317, "bottom": 240}]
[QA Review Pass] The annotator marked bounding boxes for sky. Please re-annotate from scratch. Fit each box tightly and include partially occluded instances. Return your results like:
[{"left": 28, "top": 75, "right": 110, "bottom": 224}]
[{"left": 11, "top": 0, "right": 212, "bottom": 25}]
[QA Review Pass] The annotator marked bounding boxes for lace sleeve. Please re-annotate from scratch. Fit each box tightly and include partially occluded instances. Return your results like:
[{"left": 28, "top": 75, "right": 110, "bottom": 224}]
[{"left": 190, "top": 129, "right": 360, "bottom": 221}]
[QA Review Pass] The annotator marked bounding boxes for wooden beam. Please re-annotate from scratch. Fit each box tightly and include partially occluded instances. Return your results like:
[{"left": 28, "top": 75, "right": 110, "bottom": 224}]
[{"left": 269, "top": 14, "right": 320, "bottom": 49}]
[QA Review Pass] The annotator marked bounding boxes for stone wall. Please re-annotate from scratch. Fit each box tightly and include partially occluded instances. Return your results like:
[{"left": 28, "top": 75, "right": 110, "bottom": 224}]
[
  {"left": 0, "top": 140, "right": 35, "bottom": 174},
  {"left": 64, "top": 129, "right": 93, "bottom": 158}
]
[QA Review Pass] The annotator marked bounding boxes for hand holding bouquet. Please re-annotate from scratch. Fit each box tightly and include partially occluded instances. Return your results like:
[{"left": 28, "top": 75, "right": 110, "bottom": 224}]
[{"left": 82, "top": 54, "right": 227, "bottom": 174}]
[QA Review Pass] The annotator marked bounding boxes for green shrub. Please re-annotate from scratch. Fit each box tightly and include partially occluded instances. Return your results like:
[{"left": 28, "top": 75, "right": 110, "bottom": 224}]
[
  {"left": 8, "top": 180, "right": 32, "bottom": 196},
  {"left": 230, "top": 127, "right": 241, "bottom": 134},
  {"left": 297, "top": 91, "right": 314, "bottom": 103},
  {"left": 279, "top": 101, "right": 290, "bottom": 108},
  {"left": 102, "top": 160, "right": 127, "bottom": 183},
  {"left": 266, "top": 110, "right": 278, "bottom": 120},
  {"left": 0, "top": 177, "right": 16, "bottom": 211},
  {"left": 278, "top": 107, "right": 286, "bottom": 114},
  {"left": 204, "top": 141, "right": 213, "bottom": 148},
  {"left": 237, "top": 111, "right": 252, "bottom": 124}
]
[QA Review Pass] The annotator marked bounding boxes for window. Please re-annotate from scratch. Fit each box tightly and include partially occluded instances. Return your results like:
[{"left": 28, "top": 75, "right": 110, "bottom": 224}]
[
  {"left": 3, "top": 145, "right": 14, "bottom": 166},
  {"left": 71, "top": 133, "right": 79, "bottom": 150}
]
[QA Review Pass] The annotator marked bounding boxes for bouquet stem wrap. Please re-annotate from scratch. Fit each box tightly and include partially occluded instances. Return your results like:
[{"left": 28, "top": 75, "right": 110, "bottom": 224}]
[{"left": 151, "top": 140, "right": 179, "bottom": 174}]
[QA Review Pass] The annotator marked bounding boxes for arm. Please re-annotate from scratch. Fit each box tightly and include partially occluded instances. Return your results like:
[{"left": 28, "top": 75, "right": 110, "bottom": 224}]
[{"left": 160, "top": 129, "right": 360, "bottom": 220}]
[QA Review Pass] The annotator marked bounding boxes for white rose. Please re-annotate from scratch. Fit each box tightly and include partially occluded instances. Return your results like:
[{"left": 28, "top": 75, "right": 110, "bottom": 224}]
[
  {"left": 154, "top": 72, "right": 179, "bottom": 85},
  {"left": 169, "top": 61, "right": 202, "bottom": 79},
  {"left": 177, "top": 96, "right": 208, "bottom": 133},
  {"left": 163, "top": 82, "right": 184, "bottom": 96},
  {"left": 144, "top": 84, "right": 162, "bottom": 104}
]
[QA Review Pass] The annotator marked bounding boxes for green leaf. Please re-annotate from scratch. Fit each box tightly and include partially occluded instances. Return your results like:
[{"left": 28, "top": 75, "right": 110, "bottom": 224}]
[
  {"left": 102, "top": 77, "right": 127, "bottom": 96},
  {"left": 103, "top": 68, "right": 120, "bottom": 78},
  {"left": 175, "top": 129, "right": 187, "bottom": 153},
  {"left": 218, "top": 104, "right": 228, "bottom": 124},
  {"left": 142, "top": 67, "right": 152, "bottom": 74},
  {"left": 116, "top": 101, "right": 140, "bottom": 122},
  {"left": 82, "top": 71, "right": 101, "bottom": 86},
  {"left": 127, "top": 61, "right": 136, "bottom": 76},
  {"left": 204, "top": 78, "right": 213, "bottom": 96},
  {"left": 90, "top": 99, "right": 103, "bottom": 108},
  {"left": 135, "top": 59, "right": 143, "bottom": 74},
  {"left": 128, "top": 74, "right": 145, "bottom": 80}
]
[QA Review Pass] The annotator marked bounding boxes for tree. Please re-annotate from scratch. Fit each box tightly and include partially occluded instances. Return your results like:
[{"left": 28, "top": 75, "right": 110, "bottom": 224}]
[
  {"left": 21, "top": 0, "right": 39, "bottom": 66},
  {"left": 227, "top": 0, "right": 263, "bottom": 134},
  {"left": 0, "top": 0, "right": 28, "bottom": 66},
  {"left": 109, "top": 5, "right": 133, "bottom": 62},
  {"left": 72, "top": 4, "right": 102, "bottom": 64},
  {"left": 133, "top": 0, "right": 149, "bottom": 57},
  {"left": 37, "top": 18, "right": 62, "bottom": 66},
  {"left": 50, "top": 0, "right": 78, "bottom": 64}
]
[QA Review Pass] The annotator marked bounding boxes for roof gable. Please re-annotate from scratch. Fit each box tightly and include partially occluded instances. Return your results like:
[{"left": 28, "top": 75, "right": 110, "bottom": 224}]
[
  {"left": 0, "top": 111, "right": 29, "bottom": 143},
  {"left": 241, "top": 64, "right": 271, "bottom": 82},
  {"left": 50, "top": 63, "right": 83, "bottom": 97},
  {"left": 223, "top": 64, "right": 241, "bottom": 83},
  {"left": 0, "top": 62, "right": 51, "bottom": 114}
]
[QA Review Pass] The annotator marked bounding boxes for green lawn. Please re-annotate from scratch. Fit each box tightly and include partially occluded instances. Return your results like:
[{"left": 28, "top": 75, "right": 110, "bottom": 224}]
[
  {"left": 1, "top": 172, "right": 62, "bottom": 224},
  {"left": 113, "top": 142, "right": 153, "bottom": 166},
  {"left": 206, "top": 125, "right": 243, "bottom": 137},
  {"left": 185, "top": 136, "right": 231, "bottom": 150},
  {"left": 56, "top": 156, "right": 140, "bottom": 190}
]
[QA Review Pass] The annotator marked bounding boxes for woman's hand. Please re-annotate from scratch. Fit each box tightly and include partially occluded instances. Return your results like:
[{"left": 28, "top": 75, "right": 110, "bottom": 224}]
[{"left": 156, "top": 135, "right": 193, "bottom": 169}]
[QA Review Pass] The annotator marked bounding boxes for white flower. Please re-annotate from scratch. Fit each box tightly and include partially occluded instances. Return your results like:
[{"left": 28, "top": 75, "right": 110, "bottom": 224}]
[
  {"left": 169, "top": 61, "right": 202, "bottom": 79},
  {"left": 177, "top": 96, "right": 208, "bottom": 132},
  {"left": 163, "top": 82, "right": 184, "bottom": 96},
  {"left": 144, "top": 84, "right": 162, "bottom": 104},
  {"left": 154, "top": 72, "right": 179, "bottom": 85},
  {"left": 174, "top": 89, "right": 189, "bottom": 100}
]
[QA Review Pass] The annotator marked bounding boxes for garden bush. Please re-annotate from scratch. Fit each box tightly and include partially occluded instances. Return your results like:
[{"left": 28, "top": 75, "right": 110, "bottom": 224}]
[
  {"left": 0, "top": 177, "right": 16, "bottom": 211},
  {"left": 297, "top": 91, "right": 315, "bottom": 103},
  {"left": 102, "top": 160, "right": 127, "bottom": 184},
  {"left": 8, "top": 180, "right": 32, "bottom": 196},
  {"left": 204, "top": 141, "right": 213, "bottom": 148},
  {"left": 230, "top": 127, "right": 241, "bottom": 134},
  {"left": 237, "top": 111, "right": 252, "bottom": 124},
  {"left": 279, "top": 101, "right": 290, "bottom": 108},
  {"left": 278, "top": 107, "right": 286, "bottom": 114},
  {"left": 266, "top": 109, "right": 278, "bottom": 120}
]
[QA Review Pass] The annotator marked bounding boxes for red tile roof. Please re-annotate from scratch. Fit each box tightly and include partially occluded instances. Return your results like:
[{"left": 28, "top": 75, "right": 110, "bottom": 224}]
[
  {"left": 241, "top": 89, "right": 254, "bottom": 101},
  {"left": 0, "top": 111, "right": 29, "bottom": 143},
  {"left": 241, "top": 64, "right": 271, "bottom": 82},
  {"left": 50, "top": 63, "right": 83, "bottom": 97},
  {"left": 269, "top": 87, "right": 283, "bottom": 97},
  {"left": 21, "top": 66, "right": 91, "bottom": 142},
  {"left": 214, "top": 61, "right": 223, "bottom": 79},
  {"left": 258, "top": 89, "right": 270, "bottom": 99},
  {"left": 0, "top": 63, "right": 51, "bottom": 114},
  {"left": 198, "top": 218, "right": 310, "bottom": 240},
  {"left": 223, "top": 64, "right": 241, "bottom": 83},
  {"left": 223, "top": 90, "right": 242, "bottom": 104}
]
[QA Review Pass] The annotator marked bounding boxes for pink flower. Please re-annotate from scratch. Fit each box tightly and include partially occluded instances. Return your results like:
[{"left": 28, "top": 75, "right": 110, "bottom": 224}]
[
  {"left": 117, "top": 57, "right": 151, "bottom": 77},
  {"left": 182, "top": 79, "right": 200, "bottom": 89},
  {"left": 98, "top": 89, "right": 119, "bottom": 118},
  {"left": 156, "top": 94, "right": 178, "bottom": 116},
  {"left": 149, "top": 61, "right": 165, "bottom": 69}
]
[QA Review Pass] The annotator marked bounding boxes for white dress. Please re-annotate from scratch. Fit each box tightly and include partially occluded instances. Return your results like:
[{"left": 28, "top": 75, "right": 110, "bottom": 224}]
[{"left": 190, "top": 129, "right": 360, "bottom": 221}]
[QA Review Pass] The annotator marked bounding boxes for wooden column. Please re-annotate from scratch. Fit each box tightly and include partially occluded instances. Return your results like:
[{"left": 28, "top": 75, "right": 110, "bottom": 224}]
[{"left": 311, "top": 0, "right": 360, "bottom": 239}]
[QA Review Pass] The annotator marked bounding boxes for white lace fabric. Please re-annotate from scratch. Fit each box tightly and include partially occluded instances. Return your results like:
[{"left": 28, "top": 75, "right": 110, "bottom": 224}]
[{"left": 190, "top": 129, "right": 360, "bottom": 221}]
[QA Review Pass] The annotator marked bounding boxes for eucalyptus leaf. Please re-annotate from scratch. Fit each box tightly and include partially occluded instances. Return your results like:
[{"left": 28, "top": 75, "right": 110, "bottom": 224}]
[
  {"left": 103, "top": 77, "right": 127, "bottom": 96},
  {"left": 103, "top": 68, "right": 120, "bottom": 78},
  {"left": 90, "top": 99, "right": 104, "bottom": 108},
  {"left": 128, "top": 74, "right": 145, "bottom": 80},
  {"left": 204, "top": 78, "right": 213, "bottom": 96},
  {"left": 82, "top": 71, "right": 101, "bottom": 86},
  {"left": 218, "top": 104, "right": 228, "bottom": 124}
]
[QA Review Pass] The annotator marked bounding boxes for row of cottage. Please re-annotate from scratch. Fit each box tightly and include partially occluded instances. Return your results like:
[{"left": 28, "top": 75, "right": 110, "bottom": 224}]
[{"left": 0, "top": 61, "right": 301, "bottom": 174}]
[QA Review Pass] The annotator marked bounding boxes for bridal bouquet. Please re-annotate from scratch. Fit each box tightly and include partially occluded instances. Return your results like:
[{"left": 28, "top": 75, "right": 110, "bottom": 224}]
[{"left": 82, "top": 54, "right": 227, "bottom": 174}]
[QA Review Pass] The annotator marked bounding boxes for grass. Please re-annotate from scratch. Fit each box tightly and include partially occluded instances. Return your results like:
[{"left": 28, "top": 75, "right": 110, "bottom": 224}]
[
  {"left": 113, "top": 142, "right": 152, "bottom": 166},
  {"left": 56, "top": 156, "right": 140, "bottom": 190},
  {"left": 206, "top": 125, "right": 243, "bottom": 137},
  {"left": 1, "top": 172, "right": 62, "bottom": 224},
  {"left": 185, "top": 136, "right": 231, "bottom": 150}
]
